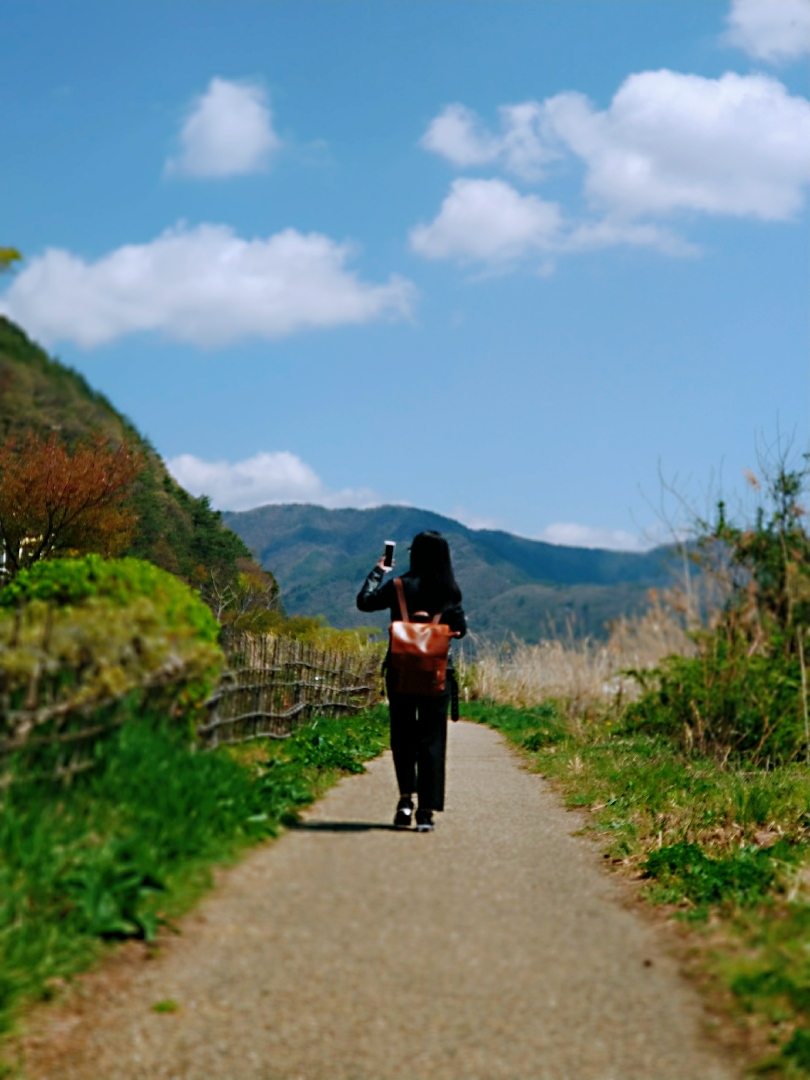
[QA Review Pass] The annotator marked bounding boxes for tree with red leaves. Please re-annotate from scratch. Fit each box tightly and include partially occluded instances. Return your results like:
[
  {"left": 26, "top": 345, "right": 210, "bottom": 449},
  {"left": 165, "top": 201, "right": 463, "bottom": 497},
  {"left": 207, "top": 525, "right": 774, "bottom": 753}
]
[{"left": 0, "top": 432, "right": 142, "bottom": 576}]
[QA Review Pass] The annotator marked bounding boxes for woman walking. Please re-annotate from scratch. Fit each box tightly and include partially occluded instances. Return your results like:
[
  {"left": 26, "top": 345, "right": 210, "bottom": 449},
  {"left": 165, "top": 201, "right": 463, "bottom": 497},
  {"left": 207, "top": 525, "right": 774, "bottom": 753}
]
[{"left": 357, "top": 530, "right": 466, "bottom": 832}]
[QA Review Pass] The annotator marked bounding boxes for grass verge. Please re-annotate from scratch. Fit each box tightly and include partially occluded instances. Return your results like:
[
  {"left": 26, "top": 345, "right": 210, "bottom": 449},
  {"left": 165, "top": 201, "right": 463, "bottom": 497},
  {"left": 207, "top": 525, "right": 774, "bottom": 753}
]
[
  {"left": 463, "top": 700, "right": 810, "bottom": 1078},
  {"left": 0, "top": 705, "right": 389, "bottom": 1049}
]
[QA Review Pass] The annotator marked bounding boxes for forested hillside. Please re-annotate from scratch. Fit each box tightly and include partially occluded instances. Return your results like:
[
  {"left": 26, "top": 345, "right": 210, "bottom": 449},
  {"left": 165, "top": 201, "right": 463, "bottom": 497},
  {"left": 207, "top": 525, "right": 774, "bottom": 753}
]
[
  {"left": 0, "top": 317, "right": 248, "bottom": 580},
  {"left": 0, "top": 314, "right": 677, "bottom": 640},
  {"left": 224, "top": 503, "right": 676, "bottom": 640}
]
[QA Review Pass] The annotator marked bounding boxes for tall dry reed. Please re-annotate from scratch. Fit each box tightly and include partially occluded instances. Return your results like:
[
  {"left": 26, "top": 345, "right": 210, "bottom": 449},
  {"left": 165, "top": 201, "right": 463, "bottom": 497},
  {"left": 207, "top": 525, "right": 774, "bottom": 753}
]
[{"left": 459, "top": 592, "right": 694, "bottom": 715}]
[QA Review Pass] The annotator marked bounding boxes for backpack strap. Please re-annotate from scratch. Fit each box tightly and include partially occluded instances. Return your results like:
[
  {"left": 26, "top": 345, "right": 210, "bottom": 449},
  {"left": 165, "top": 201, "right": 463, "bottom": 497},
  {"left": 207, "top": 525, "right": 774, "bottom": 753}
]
[
  {"left": 394, "top": 577, "right": 409, "bottom": 622},
  {"left": 394, "top": 577, "right": 443, "bottom": 625}
]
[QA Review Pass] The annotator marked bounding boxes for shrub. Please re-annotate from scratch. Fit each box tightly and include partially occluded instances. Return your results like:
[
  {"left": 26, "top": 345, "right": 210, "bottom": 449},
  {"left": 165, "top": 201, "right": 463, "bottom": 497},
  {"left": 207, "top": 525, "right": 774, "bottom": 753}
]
[
  {"left": 626, "top": 632, "right": 803, "bottom": 766},
  {"left": 0, "top": 557, "right": 223, "bottom": 779},
  {"left": 0, "top": 554, "right": 220, "bottom": 643},
  {"left": 0, "top": 432, "right": 142, "bottom": 575},
  {"left": 627, "top": 458, "right": 810, "bottom": 766}
]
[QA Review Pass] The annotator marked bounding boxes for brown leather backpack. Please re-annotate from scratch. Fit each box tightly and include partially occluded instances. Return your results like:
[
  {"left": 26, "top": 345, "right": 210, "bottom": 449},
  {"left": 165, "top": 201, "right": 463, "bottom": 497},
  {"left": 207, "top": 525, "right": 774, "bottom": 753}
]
[{"left": 388, "top": 577, "right": 457, "bottom": 696}]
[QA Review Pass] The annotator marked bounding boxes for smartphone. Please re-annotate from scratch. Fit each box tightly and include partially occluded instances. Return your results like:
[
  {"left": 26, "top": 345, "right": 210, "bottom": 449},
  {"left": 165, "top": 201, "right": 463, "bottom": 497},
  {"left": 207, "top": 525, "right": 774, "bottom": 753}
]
[{"left": 383, "top": 540, "right": 396, "bottom": 569}]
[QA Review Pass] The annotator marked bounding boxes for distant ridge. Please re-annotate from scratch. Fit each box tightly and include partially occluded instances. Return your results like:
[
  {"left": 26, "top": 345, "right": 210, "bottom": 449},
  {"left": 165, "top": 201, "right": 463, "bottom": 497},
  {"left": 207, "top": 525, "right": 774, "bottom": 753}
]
[{"left": 224, "top": 503, "right": 675, "bottom": 641}]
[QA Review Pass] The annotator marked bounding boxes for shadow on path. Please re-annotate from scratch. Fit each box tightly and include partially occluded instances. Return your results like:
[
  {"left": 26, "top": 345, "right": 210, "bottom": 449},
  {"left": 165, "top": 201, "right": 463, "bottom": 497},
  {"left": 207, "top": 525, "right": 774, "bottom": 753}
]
[{"left": 290, "top": 820, "right": 401, "bottom": 833}]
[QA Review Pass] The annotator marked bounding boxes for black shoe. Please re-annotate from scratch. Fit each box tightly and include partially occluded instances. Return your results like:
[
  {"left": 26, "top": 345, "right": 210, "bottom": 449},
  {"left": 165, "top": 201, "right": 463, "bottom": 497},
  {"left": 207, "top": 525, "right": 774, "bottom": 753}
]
[
  {"left": 415, "top": 809, "right": 435, "bottom": 832},
  {"left": 394, "top": 797, "right": 414, "bottom": 828}
]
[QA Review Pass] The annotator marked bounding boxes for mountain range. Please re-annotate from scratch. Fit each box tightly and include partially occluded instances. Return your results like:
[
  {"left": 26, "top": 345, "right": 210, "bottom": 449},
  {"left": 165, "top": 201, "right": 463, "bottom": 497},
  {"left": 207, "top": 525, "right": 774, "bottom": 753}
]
[
  {"left": 2, "top": 313, "right": 676, "bottom": 641},
  {"left": 224, "top": 503, "right": 677, "bottom": 641}
]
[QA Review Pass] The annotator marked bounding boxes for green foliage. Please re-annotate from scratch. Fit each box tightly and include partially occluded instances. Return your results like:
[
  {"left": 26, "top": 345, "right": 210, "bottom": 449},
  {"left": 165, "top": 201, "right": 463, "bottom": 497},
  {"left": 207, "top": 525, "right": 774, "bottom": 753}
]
[
  {"left": 711, "top": 461, "right": 810, "bottom": 640},
  {"left": 626, "top": 638, "right": 804, "bottom": 766},
  {"left": 222, "top": 612, "right": 385, "bottom": 654},
  {"left": 0, "top": 557, "right": 223, "bottom": 757},
  {"left": 783, "top": 1029, "right": 810, "bottom": 1071},
  {"left": 0, "top": 555, "right": 219, "bottom": 643},
  {"left": 285, "top": 712, "right": 390, "bottom": 773},
  {"left": 126, "top": 476, "right": 249, "bottom": 584},
  {"left": 627, "top": 459, "right": 810, "bottom": 767},
  {"left": 734, "top": 959, "right": 810, "bottom": 1019},
  {"left": 725, "top": 907, "right": 810, "bottom": 1076},
  {"left": 642, "top": 841, "right": 785, "bottom": 907},
  {"left": 0, "top": 317, "right": 249, "bottom": 585},
  {"left": 0, "top": 704, "right": 389, "bottom": 1039},
  {"left": 0, "top": 250, "right": 21, "bottom": 274},
  {"left": 0, "top": 716, "right": 269, "bottom": 1033},
  {"left": 61, "top": 841, "right": 166, "bottom": 940},
  {"left": 152, "top": 999, "right": 180, "bottom": 1014},
  {"left": 282, "top": 620, "right": 384, "bottom": 650},
  {"left": 468, "top": 701, "right": 810, "bottom": 863},
  {"left": 0, "top": 600, "right": 221, "bottom": 712},
  {"left": 255, "top": 612, "right": 326, "bottom": 639},
  {"left": 0, "top": 319, "right": 128, "bottom": 446},
  {"left": 463, "top": 700, "right": 567, "bottom": 752}
]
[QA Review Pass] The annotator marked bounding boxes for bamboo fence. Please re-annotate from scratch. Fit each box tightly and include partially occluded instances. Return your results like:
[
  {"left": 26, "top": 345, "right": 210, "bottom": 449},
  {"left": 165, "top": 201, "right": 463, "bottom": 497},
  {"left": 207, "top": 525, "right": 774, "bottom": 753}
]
[
  {"left": 0, "top": 653, "right": 198, "bottom": 787},
  {"left": 0, "top": 628, "right": 383, "bottom": 780},
  {"left": 197, "top": 632, "right": 384, "bottom": 748}
]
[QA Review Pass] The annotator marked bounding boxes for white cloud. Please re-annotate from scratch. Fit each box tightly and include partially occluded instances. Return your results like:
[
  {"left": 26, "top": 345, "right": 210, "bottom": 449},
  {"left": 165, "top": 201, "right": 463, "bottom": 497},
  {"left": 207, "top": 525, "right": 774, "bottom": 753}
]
[
  {"left": 415, "top": 69, "right": 809, "bottom": 266},
  {"left": 410, "top": 178, "right": 563, "bottom": 262},
  {"left": 409, "top": 177, "right": 696, "bottom": 264},
  {"left": 168, "top": 451, "right": 381, "bottom": 512},
  {"left": 546, "top": 70, "right": 810, "bottom": 221},
  {"left": 566, "top": 218, "right": 700, "bottom": 257},
  {"left": 724, "top": 0, "right": 810, "bottom": 62},
  {"left": 420, "top": 102, "right": 553, "bottom": 179},
  {"left": 420, "top": 104, "right": 501, "bottom": 168},
  {"left": 0, "top": 223, "right": 415, "bottom": 348},
  {"left": 166, "top": 77, "right": 280, "bottom": 177},
  {"left": 537, "top": 523, "right": 652, "bottom": 552}
]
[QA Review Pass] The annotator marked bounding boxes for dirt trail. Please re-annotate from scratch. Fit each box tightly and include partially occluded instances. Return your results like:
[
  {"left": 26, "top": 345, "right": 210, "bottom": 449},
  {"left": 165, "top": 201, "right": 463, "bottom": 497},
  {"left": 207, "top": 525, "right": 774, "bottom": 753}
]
[{"left": 20, "top": 722, "right": 736, "bottom": 1079}]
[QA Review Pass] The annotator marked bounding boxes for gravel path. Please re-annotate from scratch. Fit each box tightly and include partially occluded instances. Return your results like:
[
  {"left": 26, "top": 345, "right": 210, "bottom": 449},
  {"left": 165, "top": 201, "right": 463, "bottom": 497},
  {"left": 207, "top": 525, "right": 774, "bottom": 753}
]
[{"left": 21, "top": 721, "right": 735, "bottom": 1079}]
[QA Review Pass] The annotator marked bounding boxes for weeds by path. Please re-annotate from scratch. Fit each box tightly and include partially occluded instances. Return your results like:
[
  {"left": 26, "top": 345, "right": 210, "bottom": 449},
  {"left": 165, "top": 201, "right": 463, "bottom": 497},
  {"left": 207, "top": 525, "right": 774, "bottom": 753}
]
[
  {"left": 465, "top": 700, "right": 810, "bottom": 1078},
  {"left": 0, "top": 706, "right": 389, "bottom": 1049}
]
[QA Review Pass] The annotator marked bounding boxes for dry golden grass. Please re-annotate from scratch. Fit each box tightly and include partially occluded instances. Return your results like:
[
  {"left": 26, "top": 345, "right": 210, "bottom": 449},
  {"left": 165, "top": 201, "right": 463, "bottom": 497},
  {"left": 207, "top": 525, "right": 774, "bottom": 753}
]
[{"left": 460, "top": 592, "right": 695, "bottom": 715}]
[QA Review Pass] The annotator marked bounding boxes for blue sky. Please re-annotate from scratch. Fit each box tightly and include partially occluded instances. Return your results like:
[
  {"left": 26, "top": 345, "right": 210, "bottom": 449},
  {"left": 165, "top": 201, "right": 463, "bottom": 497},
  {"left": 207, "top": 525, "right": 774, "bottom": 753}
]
[{"left": 2, "top": 0, "right": 808, "bottom": 549}]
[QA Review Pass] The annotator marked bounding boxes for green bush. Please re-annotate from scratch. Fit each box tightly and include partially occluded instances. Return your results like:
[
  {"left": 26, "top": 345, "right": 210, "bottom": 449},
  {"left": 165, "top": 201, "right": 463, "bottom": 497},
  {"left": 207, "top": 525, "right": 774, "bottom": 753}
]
[
  {"left": 626, "top": 633, "right": 804, "bottom": 766},
  {"left": 0, "top": 554, "right": 220, "bottom": 643},
  {"left": 626, "top": 459, "right": 810, "bottom": 767},
  {"left": 0, "top": 557, "right": 224, "bottom": 781},
  {"left": 0, "top": 596, "right": 222, "bottom": 724}
]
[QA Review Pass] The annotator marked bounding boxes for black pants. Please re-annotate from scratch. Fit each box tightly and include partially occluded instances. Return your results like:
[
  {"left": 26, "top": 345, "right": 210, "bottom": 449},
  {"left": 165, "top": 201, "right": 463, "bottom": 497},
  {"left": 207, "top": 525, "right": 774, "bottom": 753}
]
[{"left": 387, "top": 685, "right": 449, "bottom": 812}]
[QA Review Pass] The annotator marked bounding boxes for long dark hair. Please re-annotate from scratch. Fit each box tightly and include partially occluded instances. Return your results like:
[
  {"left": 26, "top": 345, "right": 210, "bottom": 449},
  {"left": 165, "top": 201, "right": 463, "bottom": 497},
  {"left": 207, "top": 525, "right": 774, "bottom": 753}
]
[{"left": 409, "top": 531, "right": 462, "bottom": 608}]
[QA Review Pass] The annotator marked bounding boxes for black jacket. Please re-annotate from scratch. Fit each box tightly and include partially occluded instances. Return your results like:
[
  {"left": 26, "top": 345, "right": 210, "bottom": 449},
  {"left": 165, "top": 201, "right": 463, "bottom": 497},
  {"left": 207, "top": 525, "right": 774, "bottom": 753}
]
[{"left": 356, "top": 566, "right": 467, "bottom": 638}]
